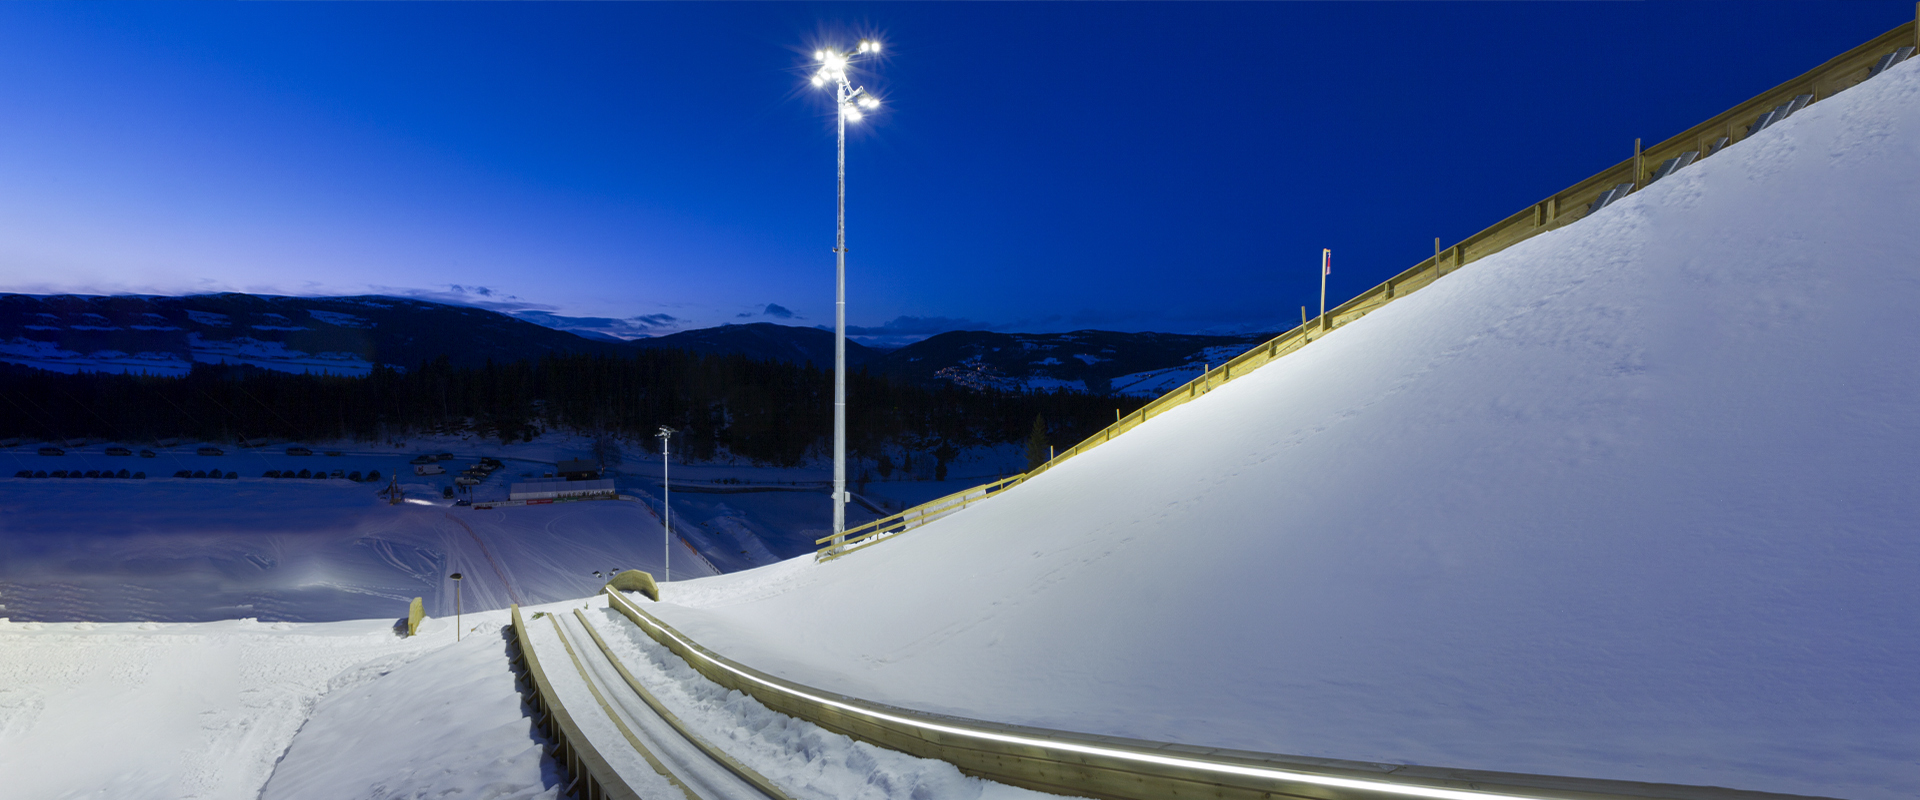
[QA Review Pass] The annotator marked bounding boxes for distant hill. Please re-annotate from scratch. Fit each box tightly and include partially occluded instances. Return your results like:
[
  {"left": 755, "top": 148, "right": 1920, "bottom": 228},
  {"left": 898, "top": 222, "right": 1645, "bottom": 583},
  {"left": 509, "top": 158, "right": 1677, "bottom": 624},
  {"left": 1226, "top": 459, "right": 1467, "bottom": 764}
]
[
  {"left": 0, "top": 294, "right": 1278, "bottom": 396},
  {"left": 0, "top": 293, "right": 623, "bottom": 375},
  {"left": 867, "top": 329, "right": 1280, "bottom": 396},
  {"left": 626, "top": 323, "right": 881, "bottom": 368}
]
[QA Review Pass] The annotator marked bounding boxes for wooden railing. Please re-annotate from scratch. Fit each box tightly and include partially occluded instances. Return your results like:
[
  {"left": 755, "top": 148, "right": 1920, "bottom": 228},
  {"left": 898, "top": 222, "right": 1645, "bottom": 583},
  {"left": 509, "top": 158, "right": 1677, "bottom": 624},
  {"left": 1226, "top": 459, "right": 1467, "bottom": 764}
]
[
  {"left": 816, "top": 474, "right": 1025, "bottom": 560},
  {"left": 606, "top": 590, "right": 1840, "bottom": 800},
  {"left": 817, "top": 12, "right": 1920, "bottom": 562}
]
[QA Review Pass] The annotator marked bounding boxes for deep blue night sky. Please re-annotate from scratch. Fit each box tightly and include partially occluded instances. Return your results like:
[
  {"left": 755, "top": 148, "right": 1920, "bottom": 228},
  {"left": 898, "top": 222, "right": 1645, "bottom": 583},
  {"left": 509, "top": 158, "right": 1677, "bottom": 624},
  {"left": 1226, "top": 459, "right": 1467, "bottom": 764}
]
[{"left": 0, "top": 2, "right": 1908, "bottom": 344}]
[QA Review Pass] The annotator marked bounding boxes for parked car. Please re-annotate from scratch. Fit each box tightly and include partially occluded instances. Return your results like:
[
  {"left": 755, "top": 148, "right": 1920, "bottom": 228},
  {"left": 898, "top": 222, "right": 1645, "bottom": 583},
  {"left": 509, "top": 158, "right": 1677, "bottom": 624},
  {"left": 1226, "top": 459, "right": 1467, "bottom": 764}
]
[
  {"left": 65, "top": 471, "right": 82, "bottom": 478},
  {"left": 414, "top": 464, "right": 446, "bottom": 476},
  {"left": 38, "top": 446, "right": 64, "bottom": 456},
  {"left": 51, "top": 470, "right": 69, "bottom": 478},
  {"left": 454, "top": 499, "right": 471, "bottom": 507},
  {"left": 366, "top": 470, "right": 382, "bottom": 482},
  {"left": 409, "top": 455, "right": 437, "bottom": 465},
  {"left": 329, "top": 469, "right": 345, "bottom": 479},
  {"left": 264, "top": 470, "right": 281, "bottom": 478},
  {"left": 324, "top": 450, "right": 343, "bottom": 457},
  {"left": 132, "top": 472, "right": 144, "bottom": 479},
  {"left": 106, "top": 446, "right": 133, "bottom": 456},
  {"left": 286, "top": 447, "right": 313, "bottom": 456},
  {"left": 197, "top": 446, "right": 223, "bottom": 456},
  {"left": 435, "top": 452, "right": 454, "bottom": 461},
  {"left": 224, "top": 471, "right": 238, "bottom": 479},
  {"left": 191, "top": 470, "right": 208, "bottom": 479},
  {"left": 348, "top": 471, "right": 363, "bottom": 482},
  {"left": 140, "top": 449, "right": 157, "bottom": 458},
  {"left": 13, "top": 470, "right": 30, "bottom": 478},
  {"left": 174, "top": 470, "right": 191, "bottom": 478},
  {"left": 84, "top": 470, "right": 100, "bottom": 478},
  {"left": 297, "top": 468, "right": 312, "bottom": 479},
  {"left": 115, "top": 469, "right": 130, "bottom": 479},
  {"left": 33, "top": 470, "right": 48, "bottom": 478}
]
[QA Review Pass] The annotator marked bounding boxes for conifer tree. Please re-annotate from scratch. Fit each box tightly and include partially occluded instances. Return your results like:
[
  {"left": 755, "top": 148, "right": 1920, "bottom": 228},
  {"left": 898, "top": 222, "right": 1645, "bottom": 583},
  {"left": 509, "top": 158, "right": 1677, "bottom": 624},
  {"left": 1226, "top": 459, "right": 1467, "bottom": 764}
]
[{"left": 1025, "top": 413, "right": 1050, "bottom": 471}]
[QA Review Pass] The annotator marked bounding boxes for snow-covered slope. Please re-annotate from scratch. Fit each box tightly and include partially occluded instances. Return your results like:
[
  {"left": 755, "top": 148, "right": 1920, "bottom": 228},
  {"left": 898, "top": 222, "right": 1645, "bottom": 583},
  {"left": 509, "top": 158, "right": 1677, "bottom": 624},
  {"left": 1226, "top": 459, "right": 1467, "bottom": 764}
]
[{"left": 641, "top": 60, "right": 1920, "bottom": 798}]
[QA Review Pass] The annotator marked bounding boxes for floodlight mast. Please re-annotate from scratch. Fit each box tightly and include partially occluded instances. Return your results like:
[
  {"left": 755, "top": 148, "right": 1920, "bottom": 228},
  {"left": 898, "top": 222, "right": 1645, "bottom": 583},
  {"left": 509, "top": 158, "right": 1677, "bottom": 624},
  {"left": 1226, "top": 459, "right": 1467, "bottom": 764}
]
[
  {"left": 812, "top": 39, "right": 883, "bottom": 555},
  {"left": 657, "top": 425, "right": 675, "bottom": 581}
]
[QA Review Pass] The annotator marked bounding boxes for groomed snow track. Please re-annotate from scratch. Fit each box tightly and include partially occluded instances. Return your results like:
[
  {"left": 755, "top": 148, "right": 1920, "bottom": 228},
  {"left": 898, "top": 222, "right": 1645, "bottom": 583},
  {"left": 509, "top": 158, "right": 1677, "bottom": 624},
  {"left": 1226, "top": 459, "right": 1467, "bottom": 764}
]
[
  {"left": 509, "top": 603, "right": 796, "bottom": 800},
  {"left": 501, "top": 590, "right": 1845, "bottom": 800}
]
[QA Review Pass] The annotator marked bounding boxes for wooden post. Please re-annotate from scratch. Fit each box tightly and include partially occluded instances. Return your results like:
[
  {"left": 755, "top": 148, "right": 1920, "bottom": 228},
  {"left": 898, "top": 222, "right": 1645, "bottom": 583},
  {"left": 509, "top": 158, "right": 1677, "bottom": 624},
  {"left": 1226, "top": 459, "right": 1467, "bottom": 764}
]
[
  {"left": 1434, "top": 237, "right": 1444, "bottom": 277},
  {"left": 1632, "top": 137, "right": 1643, "bottom": 191}
]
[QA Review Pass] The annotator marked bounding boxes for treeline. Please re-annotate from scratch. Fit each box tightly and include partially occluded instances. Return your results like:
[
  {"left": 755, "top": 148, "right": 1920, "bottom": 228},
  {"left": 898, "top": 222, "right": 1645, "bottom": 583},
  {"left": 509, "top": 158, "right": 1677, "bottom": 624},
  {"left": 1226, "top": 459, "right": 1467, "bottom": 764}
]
[{"left": 0, "top": 352, "right": 1146, "bottom": 471}]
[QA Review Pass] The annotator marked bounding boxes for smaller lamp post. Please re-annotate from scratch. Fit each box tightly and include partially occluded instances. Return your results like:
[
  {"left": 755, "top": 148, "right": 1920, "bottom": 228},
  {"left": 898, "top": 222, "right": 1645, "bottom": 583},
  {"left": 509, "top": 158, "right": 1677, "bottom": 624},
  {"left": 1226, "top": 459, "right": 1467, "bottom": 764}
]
[{"left": 449, "top": 572, "right": 463, "bottom": 641}]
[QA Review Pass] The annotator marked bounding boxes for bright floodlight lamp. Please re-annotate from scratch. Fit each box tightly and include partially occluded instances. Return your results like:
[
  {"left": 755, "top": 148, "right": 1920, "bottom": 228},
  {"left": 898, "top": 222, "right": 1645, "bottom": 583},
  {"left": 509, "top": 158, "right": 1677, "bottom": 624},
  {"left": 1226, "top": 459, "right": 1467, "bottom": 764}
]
[{"left": 808, "top": 39, "right": 885, "bottom": 555}]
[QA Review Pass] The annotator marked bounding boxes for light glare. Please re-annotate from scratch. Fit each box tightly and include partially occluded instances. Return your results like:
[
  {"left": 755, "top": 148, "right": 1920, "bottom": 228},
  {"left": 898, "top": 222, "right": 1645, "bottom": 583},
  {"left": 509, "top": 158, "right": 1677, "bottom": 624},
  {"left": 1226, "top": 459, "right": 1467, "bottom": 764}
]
[
  {"left": 811, "top": 74, "right": 826, "bottom": 87},
  {"left": 815, "top": 50, "right": 826, "bottom": 61},
  {"left": 845, "top": 107, "right": 864, "bottom": 122},
  {"left": 859, "top": 96, "right": 880, "bottom": 109}
]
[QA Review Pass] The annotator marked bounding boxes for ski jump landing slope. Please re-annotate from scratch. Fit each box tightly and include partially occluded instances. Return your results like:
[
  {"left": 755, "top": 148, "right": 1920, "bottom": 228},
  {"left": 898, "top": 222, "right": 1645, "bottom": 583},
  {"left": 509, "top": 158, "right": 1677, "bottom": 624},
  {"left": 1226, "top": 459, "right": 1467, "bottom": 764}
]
[{"left": 645, "top": 60, "right": 1920, "bottom": 800}]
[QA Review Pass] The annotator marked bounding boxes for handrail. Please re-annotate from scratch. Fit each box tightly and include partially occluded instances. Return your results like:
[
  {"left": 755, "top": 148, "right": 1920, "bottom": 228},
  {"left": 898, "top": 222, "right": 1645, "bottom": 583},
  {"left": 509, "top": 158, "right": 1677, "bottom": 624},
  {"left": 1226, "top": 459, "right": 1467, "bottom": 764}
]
[
  {"left": 817, "top": 12, "right": 1920, "bottom": 561},
  {"left": 816, "top": 474, "right": 1025, "bottom": 559},
  {"left": 603, "top": 590, "right": 1840, "bottom": 800}
]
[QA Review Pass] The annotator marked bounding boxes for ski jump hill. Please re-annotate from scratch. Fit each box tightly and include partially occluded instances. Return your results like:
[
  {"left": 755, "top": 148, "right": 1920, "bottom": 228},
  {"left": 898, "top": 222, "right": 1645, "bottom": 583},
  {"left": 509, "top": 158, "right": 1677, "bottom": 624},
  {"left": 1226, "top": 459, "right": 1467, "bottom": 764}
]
[{"left": 635, "top": 26, "right": 1920, "bottom": 800}]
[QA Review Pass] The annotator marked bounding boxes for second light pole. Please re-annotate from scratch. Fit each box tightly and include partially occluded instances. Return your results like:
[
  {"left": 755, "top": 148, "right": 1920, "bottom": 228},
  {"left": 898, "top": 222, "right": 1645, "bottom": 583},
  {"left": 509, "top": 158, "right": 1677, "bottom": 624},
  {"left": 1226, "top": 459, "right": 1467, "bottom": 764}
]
[{"left": 810, "top": 39, "right": 883, "bottom": 555}]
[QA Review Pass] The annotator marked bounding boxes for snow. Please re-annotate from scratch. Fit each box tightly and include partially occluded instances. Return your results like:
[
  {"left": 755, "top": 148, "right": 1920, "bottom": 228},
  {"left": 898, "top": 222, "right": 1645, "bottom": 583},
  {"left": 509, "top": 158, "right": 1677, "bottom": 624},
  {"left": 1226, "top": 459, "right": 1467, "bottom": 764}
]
[
  {"left": 0, "top": 615, "right": 454, "bottom": 799},
  {"left": 305, "top": 309, "right": 372, "bottom": 328},
  {"left": 0, "top": 336, "right": 194, "bottom": 376},
  {"left": 582, "top": 602, "right": 1069, "bottom": 800},
  {"left": 0, "top": 474, "right": 717, "bottom": 623},
  {"left": 186, "top": 332, "right": 376, "bottom": 377},
  {"left": 638, "top": 59, "right": 1920, "bottom": 799},
  {"left": 259, "top": 614, "right": 563, "bottom": 800}
]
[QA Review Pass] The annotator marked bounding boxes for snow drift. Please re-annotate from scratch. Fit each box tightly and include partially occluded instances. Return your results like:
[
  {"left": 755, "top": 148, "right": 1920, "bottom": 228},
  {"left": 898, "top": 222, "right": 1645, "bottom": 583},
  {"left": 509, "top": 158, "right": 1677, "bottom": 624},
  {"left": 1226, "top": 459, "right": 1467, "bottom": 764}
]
[{"left": 644, "top": 60, "right": 1920, "bottom": 799}]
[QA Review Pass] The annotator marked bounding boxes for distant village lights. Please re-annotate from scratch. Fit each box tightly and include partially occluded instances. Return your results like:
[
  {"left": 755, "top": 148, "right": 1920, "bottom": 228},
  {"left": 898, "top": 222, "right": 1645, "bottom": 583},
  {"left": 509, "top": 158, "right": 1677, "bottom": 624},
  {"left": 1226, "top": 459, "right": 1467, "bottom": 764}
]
[{"left": 811, "top": 37, "right": 886, "bottom": 554}]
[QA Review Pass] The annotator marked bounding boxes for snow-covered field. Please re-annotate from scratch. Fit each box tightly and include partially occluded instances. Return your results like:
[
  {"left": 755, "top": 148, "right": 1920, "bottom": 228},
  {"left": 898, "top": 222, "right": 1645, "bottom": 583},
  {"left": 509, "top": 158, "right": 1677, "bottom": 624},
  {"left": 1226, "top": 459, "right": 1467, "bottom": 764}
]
[
  {"left": 0, "top": 614, "right": 481, "bottom": 799},
  {"left": 635, "top": 58, "right": 1920, "bottom": 800}
]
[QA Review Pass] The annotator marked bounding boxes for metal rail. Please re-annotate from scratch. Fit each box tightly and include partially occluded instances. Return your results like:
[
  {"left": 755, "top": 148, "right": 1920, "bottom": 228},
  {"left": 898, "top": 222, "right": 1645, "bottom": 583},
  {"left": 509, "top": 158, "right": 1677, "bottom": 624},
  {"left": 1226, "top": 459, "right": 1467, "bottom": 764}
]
[{"left": 604, "top": 589, "right": 1843, "bottom": 800}]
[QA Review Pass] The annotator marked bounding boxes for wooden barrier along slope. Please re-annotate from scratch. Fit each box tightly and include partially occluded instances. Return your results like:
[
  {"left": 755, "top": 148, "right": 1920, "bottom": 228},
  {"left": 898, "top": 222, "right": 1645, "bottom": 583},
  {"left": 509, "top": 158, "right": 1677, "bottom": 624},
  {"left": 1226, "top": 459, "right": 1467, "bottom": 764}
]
[
  {"left": 819, "top": 10, "right": 1920, "bottom": 562},
  {"left": 605, "top": 590, "right": 1843, "bottom": 800}
]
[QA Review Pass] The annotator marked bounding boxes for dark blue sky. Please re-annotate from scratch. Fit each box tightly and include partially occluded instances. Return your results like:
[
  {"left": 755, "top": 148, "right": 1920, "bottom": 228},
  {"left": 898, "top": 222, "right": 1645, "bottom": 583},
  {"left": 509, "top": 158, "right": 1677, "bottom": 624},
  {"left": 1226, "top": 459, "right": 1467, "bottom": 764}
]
[{"left": 0, "top": 2, "right": 1908, "bottom": 344}]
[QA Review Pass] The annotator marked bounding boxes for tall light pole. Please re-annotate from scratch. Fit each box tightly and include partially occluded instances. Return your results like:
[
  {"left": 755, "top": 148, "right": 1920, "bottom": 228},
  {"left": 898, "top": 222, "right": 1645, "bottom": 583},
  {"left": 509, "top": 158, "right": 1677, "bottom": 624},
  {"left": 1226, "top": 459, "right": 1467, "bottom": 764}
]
[
  {"left": 810, "top": 39, "right": 883, "bottom": 555},
  {"left": 656, "top": 425, "right": 675, "bottom": 581}
]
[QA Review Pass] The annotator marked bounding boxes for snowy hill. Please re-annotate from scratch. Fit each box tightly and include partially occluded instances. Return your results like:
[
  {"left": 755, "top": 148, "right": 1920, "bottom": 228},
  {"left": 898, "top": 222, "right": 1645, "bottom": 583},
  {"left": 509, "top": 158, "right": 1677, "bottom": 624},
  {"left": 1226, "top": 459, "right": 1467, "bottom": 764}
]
[
  {"left": 0, "top": 293, "right": 625, "bottom": 375},
  {"left": 627, "top": 322, "right": 883, "bottom": 368},
  {"left": 868, "top": 329, "right": 1278, "bottom": 395},
  {"left": 640, "top": 58, "right": 1920, "bottom": 799}
]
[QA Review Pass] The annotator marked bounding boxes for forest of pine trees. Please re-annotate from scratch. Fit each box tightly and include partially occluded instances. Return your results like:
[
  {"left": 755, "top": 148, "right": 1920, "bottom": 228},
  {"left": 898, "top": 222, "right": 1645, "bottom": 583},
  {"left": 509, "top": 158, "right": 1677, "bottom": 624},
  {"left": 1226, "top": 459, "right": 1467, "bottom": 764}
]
[{"left": 0, "top": 351, "right": 1144, "bottom": 469}]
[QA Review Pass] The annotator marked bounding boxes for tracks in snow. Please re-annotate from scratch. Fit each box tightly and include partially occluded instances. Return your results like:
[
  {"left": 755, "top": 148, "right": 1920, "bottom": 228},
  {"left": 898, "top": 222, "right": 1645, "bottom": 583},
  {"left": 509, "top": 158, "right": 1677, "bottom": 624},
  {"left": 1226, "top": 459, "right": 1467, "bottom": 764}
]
[{"left": 522, "top": 603, "right": 793, "bottom": 800}]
